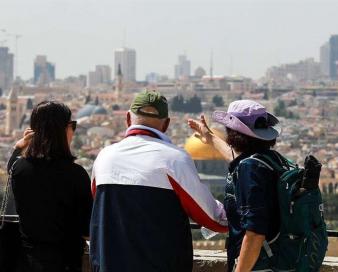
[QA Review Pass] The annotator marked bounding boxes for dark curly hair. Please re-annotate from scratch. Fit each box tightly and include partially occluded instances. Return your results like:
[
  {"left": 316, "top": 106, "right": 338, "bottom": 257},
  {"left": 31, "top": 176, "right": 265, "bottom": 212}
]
[{"left": 225, "top": 127, "right": 276, "bottom": 154}]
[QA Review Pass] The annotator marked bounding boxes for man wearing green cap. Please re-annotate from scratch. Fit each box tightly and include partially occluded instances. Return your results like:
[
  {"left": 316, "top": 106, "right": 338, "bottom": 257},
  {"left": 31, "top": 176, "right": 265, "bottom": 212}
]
[{"left": 90, "top": 90, "right": 228, "bottom": 272}]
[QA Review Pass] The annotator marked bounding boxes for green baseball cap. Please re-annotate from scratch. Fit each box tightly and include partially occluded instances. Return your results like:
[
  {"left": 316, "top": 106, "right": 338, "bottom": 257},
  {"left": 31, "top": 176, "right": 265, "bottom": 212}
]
[{"left": 130, "top": 90, "right": 168, "bottom": 119}]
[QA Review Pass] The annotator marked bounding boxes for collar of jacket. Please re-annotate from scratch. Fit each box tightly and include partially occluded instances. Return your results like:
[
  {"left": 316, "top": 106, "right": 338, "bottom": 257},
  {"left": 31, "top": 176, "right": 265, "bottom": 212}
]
[{"left": 125, "top": 125, "right": 172, "bottom": 143}]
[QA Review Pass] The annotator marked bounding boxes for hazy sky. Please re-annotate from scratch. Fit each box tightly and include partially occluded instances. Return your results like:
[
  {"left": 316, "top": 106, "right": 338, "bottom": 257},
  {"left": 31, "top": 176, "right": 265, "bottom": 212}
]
[{"left": 1, "top": 0, "right": 338, "bottom": 80}]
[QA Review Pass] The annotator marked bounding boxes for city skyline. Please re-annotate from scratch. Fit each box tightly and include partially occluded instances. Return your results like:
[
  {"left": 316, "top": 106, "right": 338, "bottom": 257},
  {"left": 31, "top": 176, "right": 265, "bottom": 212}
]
[{"left": 1, "top": 0, "right": 338, "bottom": 80}]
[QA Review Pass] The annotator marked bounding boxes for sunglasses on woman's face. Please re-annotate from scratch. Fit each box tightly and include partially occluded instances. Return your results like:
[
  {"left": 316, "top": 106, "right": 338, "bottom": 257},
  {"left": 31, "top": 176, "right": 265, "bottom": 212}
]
[{"left": 68, "top": 121, "right": 77, "bottom": 131}]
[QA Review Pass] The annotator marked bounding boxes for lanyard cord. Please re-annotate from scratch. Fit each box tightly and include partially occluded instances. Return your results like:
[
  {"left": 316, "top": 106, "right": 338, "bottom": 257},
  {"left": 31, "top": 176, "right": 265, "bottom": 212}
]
[{"left": 0, "top": 159, "right": 19, "bottom": 229}]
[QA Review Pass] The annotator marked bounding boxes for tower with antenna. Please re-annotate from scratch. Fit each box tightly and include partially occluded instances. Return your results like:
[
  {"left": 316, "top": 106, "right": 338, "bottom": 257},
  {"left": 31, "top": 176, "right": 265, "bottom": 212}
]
[{"left": 209, "top": 50, "right": 214, "bottom": 81}]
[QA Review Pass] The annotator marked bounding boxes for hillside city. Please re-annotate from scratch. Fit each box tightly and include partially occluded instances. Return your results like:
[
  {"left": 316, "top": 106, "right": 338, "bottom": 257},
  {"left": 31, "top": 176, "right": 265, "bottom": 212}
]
[{"left": 0, "top": 34, "right": 338, "bottom": 229}]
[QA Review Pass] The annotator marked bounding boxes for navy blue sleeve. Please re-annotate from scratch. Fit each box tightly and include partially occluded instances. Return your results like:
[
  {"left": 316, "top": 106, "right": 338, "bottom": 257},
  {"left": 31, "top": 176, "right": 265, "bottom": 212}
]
[{"left": 236, "top": 160, "right": 273, "bottom": 235}]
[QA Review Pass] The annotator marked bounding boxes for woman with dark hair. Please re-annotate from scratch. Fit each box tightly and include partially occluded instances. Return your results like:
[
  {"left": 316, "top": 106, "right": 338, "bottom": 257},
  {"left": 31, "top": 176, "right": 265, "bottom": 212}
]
[
  {"left": 188, "top": 100, "right": 282, "bottom": 272},
  {"left": 7, "top": 101, "right": 93, "bottom": 272}
]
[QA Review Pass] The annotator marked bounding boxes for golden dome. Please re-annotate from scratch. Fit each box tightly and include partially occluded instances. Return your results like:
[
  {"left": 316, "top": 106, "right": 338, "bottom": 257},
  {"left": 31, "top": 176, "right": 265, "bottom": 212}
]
[{"left": 184, "top": 128, "right": 232, "bottom": 161}]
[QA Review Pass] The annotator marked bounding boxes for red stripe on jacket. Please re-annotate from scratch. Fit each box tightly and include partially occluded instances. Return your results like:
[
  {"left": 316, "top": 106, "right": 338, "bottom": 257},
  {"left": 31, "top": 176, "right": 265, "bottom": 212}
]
[
  {"left": 168, "top": 175, "right": 228, "bottom": 233},
  {"left": 125, "top": 129, "right": 160, "bottom": 139},
  {"left": 92, "top": 178, "right": 96, "bottom": 198}
]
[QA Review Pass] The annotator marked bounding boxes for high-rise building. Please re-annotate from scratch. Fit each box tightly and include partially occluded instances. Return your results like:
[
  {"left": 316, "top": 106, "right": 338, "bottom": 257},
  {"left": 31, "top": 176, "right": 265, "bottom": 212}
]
[
  {"left": 145, "top": 72, "right": 160, "bottom": 84},
  {"left": 174, "top": 55, "right": 191, "bottom": 79},
  {"left": 96, "top": 65, "right": 112, "bottom": 83},
  {"left": 87, "top": 65, "right": 112, "bottom": 87},
  {"left": 114, "top": 47, "right": 136, "bottom": 82},
  {"left": 0, "top": 47, "right": 14, "bottom": 91},
  {"left": 34, "top": 55, "right": 55, "bottom": 86},
  {"left": 88, "top": 71, "right": 99, "bottom": 87},
  {"left": 320, "top": 42, "right": 330, "bottom": 78},
  {"left": 329, "top": 35, "right": 338, "bottom": 80},
  {"left": 266, "top": 58, "right": 321, "bottom": 83}
]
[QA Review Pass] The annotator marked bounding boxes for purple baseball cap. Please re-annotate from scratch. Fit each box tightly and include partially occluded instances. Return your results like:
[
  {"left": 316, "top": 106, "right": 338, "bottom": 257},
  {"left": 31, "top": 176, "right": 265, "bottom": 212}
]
[{"left": 212, "top": 100, "right": 281, "bottom": 140}]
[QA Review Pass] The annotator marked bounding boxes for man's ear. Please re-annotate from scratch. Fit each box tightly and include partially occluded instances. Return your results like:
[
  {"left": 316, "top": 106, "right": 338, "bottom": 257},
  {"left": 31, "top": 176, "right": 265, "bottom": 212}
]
[
  {"left": 126, "top": 111, "right": 132, "bottom": 128},
  {"left": 161, "top": 118, "right": 170, "bottom": 133}
]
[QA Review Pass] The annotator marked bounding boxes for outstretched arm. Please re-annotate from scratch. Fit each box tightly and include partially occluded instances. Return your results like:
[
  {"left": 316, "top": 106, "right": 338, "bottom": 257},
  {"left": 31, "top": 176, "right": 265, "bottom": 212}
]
[
  {"left": 188, "top": 115, "right": 232, "bottom": 160},
  {"left": 168, "top": 152, "right": 228, "bottom": 233}
]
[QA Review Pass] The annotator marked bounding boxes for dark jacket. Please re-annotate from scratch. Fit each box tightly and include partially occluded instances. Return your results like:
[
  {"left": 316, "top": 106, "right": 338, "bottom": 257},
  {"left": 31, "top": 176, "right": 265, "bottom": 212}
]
[
  {"left": 8, "top": 149, "right": 93, "bottom": 272},
  {"left": 225, "top": 150, "right": 280, "bottom": 271}
]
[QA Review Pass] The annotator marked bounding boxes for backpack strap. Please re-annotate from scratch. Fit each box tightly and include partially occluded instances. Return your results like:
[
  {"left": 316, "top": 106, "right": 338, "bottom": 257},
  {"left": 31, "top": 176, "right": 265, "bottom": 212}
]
[
  {"left": 247, "top": 156, "right": 275, "bottom": 171},
  {"left": 250, "top": 151, "right": 293, "bottom": 175},
  {"left": 240, "top": 153, "right": 282, "bottom": 174}
]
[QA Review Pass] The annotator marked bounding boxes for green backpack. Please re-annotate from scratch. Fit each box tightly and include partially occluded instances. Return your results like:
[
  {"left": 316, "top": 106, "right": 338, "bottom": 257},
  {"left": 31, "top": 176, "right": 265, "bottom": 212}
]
[{"left": 251, "top": 151, "right": 328, "bottom": 271}]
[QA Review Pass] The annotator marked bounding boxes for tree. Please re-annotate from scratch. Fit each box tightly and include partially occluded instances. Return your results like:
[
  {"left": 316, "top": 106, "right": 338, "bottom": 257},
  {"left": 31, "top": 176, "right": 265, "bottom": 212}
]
[
  {"left": 212, "top": 95, "right": 224, "bottom": 107},
  {"left": 170, "top": 95, "right": 185, "bottom": 112},
  {"left": 94, "top": 96, "right": 99, "bottom": 105},
  {"left": 26, "top": 98, "right": 34, "bottom": 110},
  {"left": 274, "top": 100, "right": 287, "bottom": 117},
  {"left": 170, "top": 94, "right": 203, "bottom": 113},
  {"left": 112, "top": 104, "right": 120, "bottom": 111},
  {"left": 274, "top": 100, "right": 298, "bottom": 119},
  {"left": 263, "top": 90, "right": 269, "bottom": 100},
  {"left": 186, "top": 95, "right": 202, "bottom": 113},
  {"left": 85, "top": 94, "right": 91, "bottom": 104}
]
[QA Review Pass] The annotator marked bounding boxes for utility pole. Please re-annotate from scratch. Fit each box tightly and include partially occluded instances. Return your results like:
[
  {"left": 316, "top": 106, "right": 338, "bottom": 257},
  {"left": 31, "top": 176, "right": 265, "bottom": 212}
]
[
  {"left": 210, "top": 50, "right": 213, "bottom": 80},
  {"left": 13, "top": 34, "right": 22, "bottom": 79}
]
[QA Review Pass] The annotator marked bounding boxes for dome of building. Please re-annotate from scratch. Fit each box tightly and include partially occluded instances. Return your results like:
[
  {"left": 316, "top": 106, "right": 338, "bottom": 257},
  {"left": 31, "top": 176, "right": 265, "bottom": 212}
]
[
  {"left": 77, "top": 104, "right": 95, "bottom": 119},
  {"left": 184, "top": 128, "right": 232, "bottom": 161},
  {"left": 76, "top": 104, "right": 108, "bottom": 119},
  {"left": 92, "top": 107, "right": 107, "bottom": 115},
  {"left": 194, "top": 66, "right": 206, "bottom": 78}
]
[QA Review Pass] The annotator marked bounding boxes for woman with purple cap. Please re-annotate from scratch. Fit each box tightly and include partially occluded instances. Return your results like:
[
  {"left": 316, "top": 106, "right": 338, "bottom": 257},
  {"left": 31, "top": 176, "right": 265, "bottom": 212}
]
[{"left": 188, "top": 99, "right": 282, "bottom": 272}]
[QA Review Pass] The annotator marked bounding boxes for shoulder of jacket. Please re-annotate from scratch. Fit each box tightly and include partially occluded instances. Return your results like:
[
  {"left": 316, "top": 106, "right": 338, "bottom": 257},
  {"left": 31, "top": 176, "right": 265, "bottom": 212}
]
[{"left": 239, "top": 156, "right": 274, "bottom": 171}]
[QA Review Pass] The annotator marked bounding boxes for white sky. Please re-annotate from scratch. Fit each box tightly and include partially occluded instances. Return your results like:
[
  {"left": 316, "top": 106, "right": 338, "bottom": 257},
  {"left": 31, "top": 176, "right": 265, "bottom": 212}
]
[{"left": 1, "top": 0, "right": 338, "bottom": 80}]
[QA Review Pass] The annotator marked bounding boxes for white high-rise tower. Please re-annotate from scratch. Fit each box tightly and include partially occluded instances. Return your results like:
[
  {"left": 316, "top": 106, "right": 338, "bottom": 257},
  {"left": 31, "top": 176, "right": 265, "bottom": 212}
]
[{"left": 114, "top": 47, "right": 136, "bottom": 82}]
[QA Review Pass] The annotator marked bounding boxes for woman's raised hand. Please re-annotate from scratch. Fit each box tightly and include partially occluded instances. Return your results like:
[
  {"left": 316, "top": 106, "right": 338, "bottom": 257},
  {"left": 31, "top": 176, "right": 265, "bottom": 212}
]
[
  {"left": 14, "top": 128, "right": 34, "bottom": 149},
  {"left": 187, "top": 115, "right": 213, "bottom": 145}
]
